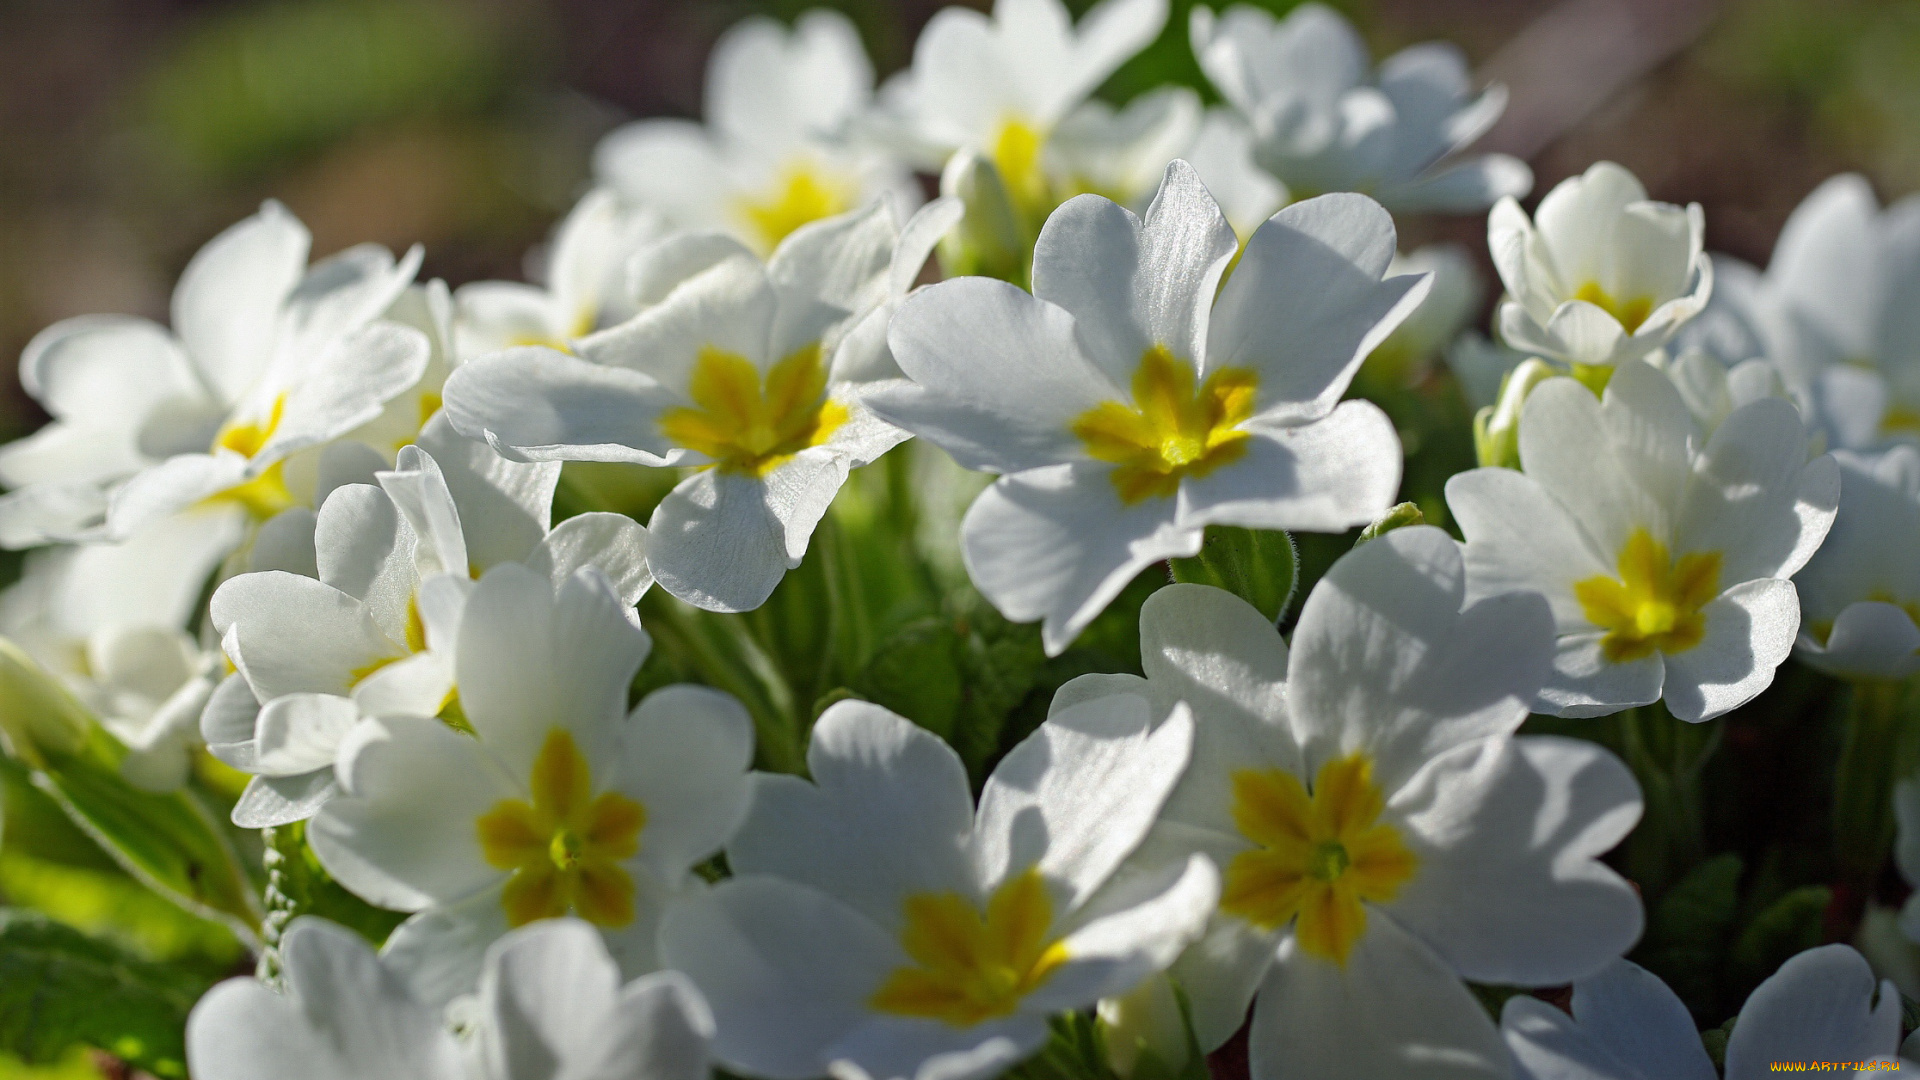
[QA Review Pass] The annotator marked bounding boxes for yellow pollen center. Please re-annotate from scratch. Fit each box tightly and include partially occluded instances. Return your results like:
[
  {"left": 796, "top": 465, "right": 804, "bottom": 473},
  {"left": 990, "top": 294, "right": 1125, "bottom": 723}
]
[
  {"left": 1220, "top": 754, "right": 1417, "bottom": 965},
  {"left": 658, "top": 343, "right": 848, "bottom": 477},
  {"left": 1573, "top": 281, "right": 1654, "bottom": 335},
  {"left": 869, "top": 868, "right": 1071, "bottom": 1027},
  {"left": 736, "top": 162, "right": 854, "bottom": 254},
  {"left": 206, "top": 395, "right": 295, "bottom": 518},
  {"left": 475, "top": 728, "right": 647, "bottom": 928},
  {"left": 1071, "top": 345, "right": 1258, "bottom": 504},
  {"left": 991, "top": 117, "right": 1052, "bottom": 224},
  {"left": 1574, "top": 528, "right": 1722, "bottom": 664}
]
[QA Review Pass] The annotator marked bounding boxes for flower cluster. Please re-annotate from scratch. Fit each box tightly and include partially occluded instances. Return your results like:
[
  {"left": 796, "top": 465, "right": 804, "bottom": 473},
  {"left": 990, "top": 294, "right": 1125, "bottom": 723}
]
[{"left": 1, "top": 2, "right": 1916, "bottom": 1078}]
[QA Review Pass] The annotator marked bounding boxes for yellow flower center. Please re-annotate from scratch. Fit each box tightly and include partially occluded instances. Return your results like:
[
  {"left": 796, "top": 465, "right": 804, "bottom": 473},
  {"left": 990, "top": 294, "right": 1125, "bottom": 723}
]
[
  {"left": 1071, "top": 345, "right": 1259, "bottom": 504},
  {"left": 992, "top": 117, "right": 1052, "bottom": 226},
  {"left": 736, "top": 162, "right": 854, "bottom": 255},
  {"left": 1574, "top": 527, "right": 1722, "bottom": 663},
  {"left": 474, "top": 728, "right": 647, "bottom": 928},
  {"left": 1220, "top": 754, "right": 1417, "bottom": 966},
  {"left": 658, "top": 343, "right": 849, "bottom": 477},
  {"left": 206, "top": 395, "right": 295, "bottom": 518},
  {"left": 869, "top": 868, "right": 1071, "bottom": 1027},
  {"left": 1572, "top": 281, "right": 1654, "bottom": 335}
]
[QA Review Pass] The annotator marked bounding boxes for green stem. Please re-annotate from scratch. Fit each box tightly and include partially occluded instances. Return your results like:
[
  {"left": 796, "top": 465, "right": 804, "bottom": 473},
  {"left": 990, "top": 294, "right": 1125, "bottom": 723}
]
[
  {"left": 1614, "top": 704, "right": 1721, "bottom": 898},
  {"left": 638, "top": 593, "right": 806, "bottom": 775},
  {"left": 1833, "top": 679, "right": 1915, "bottom": 899}
]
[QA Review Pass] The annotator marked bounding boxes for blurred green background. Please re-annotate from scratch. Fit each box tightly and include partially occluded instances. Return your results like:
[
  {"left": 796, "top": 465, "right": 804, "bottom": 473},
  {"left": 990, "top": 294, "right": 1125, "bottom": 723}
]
[{"left": 2, "top": 0, "right": 1920, "bottom": 1074}]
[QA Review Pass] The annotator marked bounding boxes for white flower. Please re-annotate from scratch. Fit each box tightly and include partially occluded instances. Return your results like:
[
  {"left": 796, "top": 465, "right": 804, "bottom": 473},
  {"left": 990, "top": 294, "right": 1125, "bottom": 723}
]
[
  {"left": 185, "top": 916, "right": 713, "bottom": 1080},
  {"left": 307, "top": 565, "right": 754, "bottom": 1005},
  {"left": 1446, "top": 332, "right": 1529, "bottom": 412},
  {"left": 595, "top": 10, "right": 915, "bottom": 257},
  {"left": 0, "top": 202, "right": 428, "bottom": 550},
  {"left": 1447, "top": 361, "right": 1838, "bottom": 721},
  {"left": 872, "top": 162, "right": 1424, "bottom": 654},
  {"left": 443, "top": 200, "right": 949, "bottom": 612},
  {"left": 203, "top": 413, "right": 650, "bottom": 827},
  {"left": 1360, "top": 243, "right": 1483, "bottom": 388},
  {"left": 1182, "top": 108, "right": 1287, "bottom": 240},
  {"left": 1058, "top": 528, "right": 1641, "bottom": 1080},
  {"left": 1739, "top": 174, "right": 1920, "bottom": 449},
  {"left": 1501, "top": 946, "right": 1902, "bottom": 1080},
  {"left": 1660, "top": 349, "right": 1806, "bottom": 443},
  {"left": 0, "top": 523, "right": 223, "bottom": 791},
  {"left": 1191, "top": 2, "right": 1529, "bottom": 213},
  {"left": 1489, "top": 162, "right": 1710, "bottom": 370},
  {"left": 1794, "top": 445, "right": 1920, "bottom": 680},
  {"left": 454, "top": 189, "right": 669, "bottom": 360},
  {"left": 659, "top": 697, "right": 1217, "bottom": 1080}
]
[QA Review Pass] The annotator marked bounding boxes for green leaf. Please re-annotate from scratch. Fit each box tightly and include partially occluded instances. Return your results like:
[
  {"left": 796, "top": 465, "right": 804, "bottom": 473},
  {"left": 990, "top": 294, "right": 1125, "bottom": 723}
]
[
  {"left": 856, "top": 619, "right": 966, "bottom": 740},
  {"left": 1700, "top": 1015, "right": 1736, "bottom": 1069},
  {"left": 1729, "top": 885, "right": 1830, "bottom": 987},
  {"left": 17, "top": 728, "right": 260, "bottom": 942},
  {"left": 1633, "top": 852, "right": 1744, "bottom": 1017},
  {"left": 0, "top": 909, "right": 209, "bottom": 1078},
  {"left": 1169, "top": 527, "right": 1295, "bottom": 623}
]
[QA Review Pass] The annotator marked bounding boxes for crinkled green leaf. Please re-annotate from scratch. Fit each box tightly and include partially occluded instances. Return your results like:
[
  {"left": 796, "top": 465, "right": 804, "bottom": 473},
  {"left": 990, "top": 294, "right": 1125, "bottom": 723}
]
[
  {"left": 1633, "top": 852, "right": 1743, "bottom": 1017},
  {"left": 1730, "top": 884, "right": 1830, "bottom": 987},
  {"left": 1169, "top": 527, "right": 1295, "bottom": 624},
  {"left": 0, "top": 909, "right": 210, "bottom": 1078}
]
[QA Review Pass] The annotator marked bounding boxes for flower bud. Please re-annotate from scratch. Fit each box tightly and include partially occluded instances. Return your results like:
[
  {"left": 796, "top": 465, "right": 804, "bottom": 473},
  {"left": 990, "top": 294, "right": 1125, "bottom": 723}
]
[
  {"left": 0, "top": 637, "right": 90, "bottom": 769},
  {"left": 1097, "top": 973, "right": 1191, "bottom": 1079},
  {"left": 1474, "top": 357, "right": 1557, "bottom": 469},
  {"left": 938, "top": 149, "right": 1028, "bottom": 284}
]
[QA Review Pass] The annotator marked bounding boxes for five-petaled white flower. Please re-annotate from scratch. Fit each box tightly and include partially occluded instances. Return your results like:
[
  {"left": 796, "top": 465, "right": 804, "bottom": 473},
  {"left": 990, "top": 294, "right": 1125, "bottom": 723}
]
[
  {"left": 596, "top": 10, "right": 916, "bottom": 258},
  {"left": 660, "top": 697, "right": 1217, "bottom": 1080},
  {"left": 443, "top": 200, "right": 949, "bottom": 613},
  {"left": 1447, "top": 361, "right": 1839, "bottom": 721},
  {"left": 1489, "top": 161, "right": 1710, "bottom": 371},
  {"left": 306, "top": 565, "right": 753, "bottom": 1005},
  {"left": 186, "top": 916, "right": 714, "bottom": 1080},
  {"left": 872, "top": 161, "right": 1425, "bottom": 654},
  {"left": 1793, "top": 444, "right": 1920, "bottom": 681},
  {"left": 1502, "top": 946, "right": 1904, "bottom": 1080},
  {"left": 203, "top": 414, "right": 650, "bottom": 827},
  {"left": 0, "top": 202, "right": 429, "bottom": 557},
  {"left": 1191, "top": 2, "right": 1530, "bottom": 213},
  {"left": 1059, "top": 529, "right": 1642, "bottom": 1080}
]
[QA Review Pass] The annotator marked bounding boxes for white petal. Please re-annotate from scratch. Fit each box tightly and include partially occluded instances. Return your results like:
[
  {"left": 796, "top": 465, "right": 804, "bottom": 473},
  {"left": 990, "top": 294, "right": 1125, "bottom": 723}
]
[
  {"left": 1676, "top": 401, "right": 1837, "bottom": 583},
  {"left": 974, "top": 696, "right": 1192, "bottom": 911},
  {"left": 876, "top": 279, "right": 1119, "bottom": 473},
  {"left": 1724, "top": 945, "right": 1902, "bottom": 1079},
  {"left": 1179, "top": 404, "right": 1401, "bottom": 532},
  {"left": 1536, "top": 632, "right": 1665, "bottom": 719},
  {"left": 54, "top": 505, "right": 246, "bottom": 633},
  {"left": 1798, "top": 602, "right": 1920, "bottom": 682},
  {"left": 618, "top": 684, "right": 756, "bottom": 882},
  {"left": 441, "top": 347, "right": 683, "bottom": 465},
  {"left": 1249, "top": 913, "right": 1509, "bottom": 1080},
  {"left": 416, "top": 413, "right": 558, "bottom": 571},
  {"left": 309, "top": 716, "right": 513, "bottom": 912},
  {"left": 1030, "top": 854, "right": 1219, "bottom": 1011},
  {"left": 728, "top": 699, "right": 976, "bottom": 931},
  {"left": 314, "top": 483, "right": 413, "bottom": 638},
  {"left": 107, "top": 453, "right": 250, "bottom": 537},
  {"left": 232, "top": 771, "right": 340, "bottom": 828},
  {"left": 530, "top": 512, "right": 653, "bottom": 605},
  {"left": 452, "top": 281, "right": 560, "bottom": 360},
  {"left": 1659, "top": 578, "right": 1799, "bottom": 723},
  {"left": 1209, "top": 193, "right": 1428, "bottom": 424},
  {"left": 1030, "top": 162, "right": 1238, "bottom": 384},
  {"left": 1500, "top": 958, "right": 1715, "bottom": 1080},
  {"left": 1381, "top": 155, "right": 1533, "bottom": 214},
  {"left": 378, "top": 446, "right": 468, "bottom": 579},
  {"left": 646, "top": 468, "right": 808, "bottom": 613},
  {"left": 211, "top": 572, "right": 399, "bottom": 700},
  {"left": 260, "top": 322, "right": 432, "bottom": 463},
  {"left": 1447, "top": 467, "right": 1608, "bottom": 629},
  {"left": 455, "top": 564, "right": 648, "bottom": 773},
  {"left": 172, "top": 202, "right": 311, "bottom": 404},
  {"left": 380, "top": 887, "right": 514, "bottom": 1008},
  {"left": 1388, "top": 736, "right": 1642, "bottom": 985},
  {"left": 659, "top": 877, "right": 900, "bottom": 1080},
  {"left": 825, "top": 1017, "right": 1043, "bottom": 1080},
  {"left": 1288, "top": 526, "right": 1554, "bottom": 793},
  {"left": 254, "top": 693, "right": 362, "bottom": 777},
  {"left": 960, "top": 462, "right": 1197, "bottom": 656},
  {"left": 252, "top": 507, "right": 320, "bottom": 577}
]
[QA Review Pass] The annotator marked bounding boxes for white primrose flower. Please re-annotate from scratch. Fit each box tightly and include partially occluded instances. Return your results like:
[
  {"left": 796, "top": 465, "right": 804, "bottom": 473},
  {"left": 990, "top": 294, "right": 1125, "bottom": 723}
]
[
  {"left": 596, "top": 10, "right": 916, "bottom": 257},
  {"left": 1489, "top": 162, "right": 1710, "bottom": 371},
  {"left": 1660, "top": 348, "right": 1806, "bottom": 443},
  {"left": 0, "top": 523, "right": 222, "bottom": 791},
  {"left": 1740, "top": 174, "right": 1920, "bottom": 449},
  {"left": 186, "top": 916, "right": 713, "bottom": 1080},
  {"left": 1182, "top": 108, "right": 1287, "bottom": 240},
  {"left": 1447, "top": 361, "right": 1839, "bottom": 721},
  {"left": 873, "top": 0, "right": 1169, "bottom": 219},
  {"left": 871, "top": 162, "right": 1426, "bottom": 654},
  {"left": 443, "top": 200, "right": 952, "bottom": 613},
  {"left": 659, "top": 698, "right": 1218, "bottom": 1080},
  {"left": 1793, "top": 445, "right": 1920, "bottom": 681},
  {"left": 1191, "top": 3, "right": 1530, "bottom": 213},
  {"left": 307, "top": 565, "right": 753, "bottom": 1005},
  {"left": 1055, "top": 529, "right": 1643, "bottom": 1079},
  {"left": 0, "top": 201, "right": 428, "bottom": 551},
  {"left": 454, "top": 189, "right": 668, "bottom": 361},
  {"left": 203, "top": 413, "right": 651, "bottom": 827},
  {"left": 1501, "top": 947, "right": 1903, "bottom": 1080}
]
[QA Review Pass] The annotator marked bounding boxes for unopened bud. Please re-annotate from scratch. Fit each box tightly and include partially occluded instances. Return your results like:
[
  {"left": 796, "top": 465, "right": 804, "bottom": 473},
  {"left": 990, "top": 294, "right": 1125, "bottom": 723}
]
[
  {"left": 0, "top": 637, "right": 90, "bottom": 769},
  {"left": 938, "top": 149, "right": 1028, "bottom": 284},
  {"left": 1474, "top": 357, "right": 1557, "bottom": 469}
]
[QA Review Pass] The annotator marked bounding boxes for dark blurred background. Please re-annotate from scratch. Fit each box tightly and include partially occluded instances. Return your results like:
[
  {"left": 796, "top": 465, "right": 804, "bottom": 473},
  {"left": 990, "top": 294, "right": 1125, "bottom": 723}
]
[{"left": 2, "top": 0, "right": 1918, "bottom": 439}]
